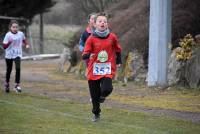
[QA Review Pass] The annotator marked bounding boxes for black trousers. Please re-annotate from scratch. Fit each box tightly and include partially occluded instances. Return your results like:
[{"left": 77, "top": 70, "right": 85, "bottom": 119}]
[
  {"left": 88, "top": 77, "right": 113, "bottom": 115},
  {"left": 5, "top": 57, "right": 21, "bottom": 84}
]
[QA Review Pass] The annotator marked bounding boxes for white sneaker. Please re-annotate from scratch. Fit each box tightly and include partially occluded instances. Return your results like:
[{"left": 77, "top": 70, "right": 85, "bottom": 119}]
[
  {"left": 92, "top": 114, "right": 100, "bottom": 122},
  {"left": 14, "top": 85, "right": 22, "bottom": 93}
]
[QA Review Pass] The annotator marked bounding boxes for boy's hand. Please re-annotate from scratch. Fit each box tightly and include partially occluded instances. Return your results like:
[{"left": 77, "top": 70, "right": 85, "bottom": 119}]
[
  {"left": 90, "top": 53, "right": 95, "bottom": 59},
  {"left": 117, "top": 64, "right": 121, "bottom": 68},
  {"left": 3, "top": 39, "right": 13, "bottom": 49},
  {"left": 25, "top": 45, "right": 30, "bottom": 49}
]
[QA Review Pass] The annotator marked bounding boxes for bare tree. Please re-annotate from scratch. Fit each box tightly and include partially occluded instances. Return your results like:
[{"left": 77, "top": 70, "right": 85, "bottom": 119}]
[
  {"left": 65, "top": 0, "right": 121, "bottom": 21},
  {"left": 39, "top": 13, "right": 44, "bottom": 54}
]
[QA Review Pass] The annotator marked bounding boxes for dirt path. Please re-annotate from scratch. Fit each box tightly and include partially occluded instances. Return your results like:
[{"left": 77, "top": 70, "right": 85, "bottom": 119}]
[{"left": 0, "top": 59, "right": 200, "bottom": 123}]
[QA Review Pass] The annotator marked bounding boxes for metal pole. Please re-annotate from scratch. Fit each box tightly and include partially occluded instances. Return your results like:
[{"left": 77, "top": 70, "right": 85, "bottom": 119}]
[{"left": 148, "top": 0, "right": 172, "bottom": 86}]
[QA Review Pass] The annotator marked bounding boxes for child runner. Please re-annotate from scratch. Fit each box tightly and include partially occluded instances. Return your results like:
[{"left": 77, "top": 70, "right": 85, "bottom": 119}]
[
  {"left": 82, "top": 13, "right": 122, "bottom": 122},
  {"left": 79, "top": 13, "right": 96, "bottom": 53},
  {"left": 79, "top": 13, "right": 96, "bottom": 76},
  {"left": 2, "top": 20, "right": 29, "bottom": 93}
]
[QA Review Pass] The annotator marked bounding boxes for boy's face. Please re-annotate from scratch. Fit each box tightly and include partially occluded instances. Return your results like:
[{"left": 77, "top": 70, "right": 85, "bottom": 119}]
[
  {"left": 95, "top": 16, "right": 108, "bottom": 31},
  {"left": 10, "top": 23, "right": 19, "bottom": 33},
  {"left": 89, "top": 15, "right": 95, "bottom": 27}
]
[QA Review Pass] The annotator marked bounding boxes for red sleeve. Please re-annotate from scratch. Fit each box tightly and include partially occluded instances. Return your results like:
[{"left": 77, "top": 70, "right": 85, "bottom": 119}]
[
  {"left": 23, "top": 39, "right": 28, "bottom": 46},
  {"left": 82, "top": 36, "right": 93, "bottom": 55},
  {"left": 2, "top": 41, "right": 12, "bottom": 49},
  {"left": 3, "top": 43, "right": 9, "bottom": 49}
]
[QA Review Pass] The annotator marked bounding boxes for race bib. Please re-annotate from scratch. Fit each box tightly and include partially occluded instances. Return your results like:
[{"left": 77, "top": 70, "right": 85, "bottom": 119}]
[
  {"left": 93, "top": 62, "right": 111, "bottom": 75},
  {"left": 13, "top": 49, "right": 21, "bottom": 55},
  {"left": 11, "top": 49, "right": 22, "bottom": 56}
]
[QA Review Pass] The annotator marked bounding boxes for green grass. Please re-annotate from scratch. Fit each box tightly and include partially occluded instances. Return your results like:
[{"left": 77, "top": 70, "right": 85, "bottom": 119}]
[
  {"left": 0, "top": 91, "right": 200, "bottom": 134},
  {"left": 110, "top": 91, "right": 200, "bottom": 113}
]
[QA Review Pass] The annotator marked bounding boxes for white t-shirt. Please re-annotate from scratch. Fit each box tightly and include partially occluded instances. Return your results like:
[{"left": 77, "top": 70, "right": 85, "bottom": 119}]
[{"left": 3, "top": 31, "right": 25, "bottom": 59}]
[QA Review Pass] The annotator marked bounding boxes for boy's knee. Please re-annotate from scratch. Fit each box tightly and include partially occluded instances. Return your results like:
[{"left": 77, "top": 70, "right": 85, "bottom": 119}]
[
  {"left": 15, "top": 66, "right": 21, "bottom": 70},
  {"left": 101, "top": 88, "right": 113, "bottom": 97}
]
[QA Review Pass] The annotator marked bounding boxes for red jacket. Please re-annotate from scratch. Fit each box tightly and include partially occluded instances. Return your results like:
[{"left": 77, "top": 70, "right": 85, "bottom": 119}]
[{"left": 83, "top": 33, "right": 122, "bottom": 80}]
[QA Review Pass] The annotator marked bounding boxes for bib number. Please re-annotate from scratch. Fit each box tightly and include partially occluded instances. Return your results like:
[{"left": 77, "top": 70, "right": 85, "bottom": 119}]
[
  {"left": 93, "top": 62, "right": 111, "bottom": 75},
  {"left": 12, "top": 49, "right": 21, "bottom": 55}
]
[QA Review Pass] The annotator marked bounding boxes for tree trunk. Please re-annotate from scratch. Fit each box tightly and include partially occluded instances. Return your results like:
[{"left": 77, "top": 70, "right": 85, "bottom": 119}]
[{"left": 39, "top": 13, "right": 44, "bottom": 54}]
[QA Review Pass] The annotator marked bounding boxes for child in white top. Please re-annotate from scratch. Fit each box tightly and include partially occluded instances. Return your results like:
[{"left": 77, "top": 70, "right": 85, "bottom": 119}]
[{"left": 2, "top": 20, "right": 29, "bottom": 93}]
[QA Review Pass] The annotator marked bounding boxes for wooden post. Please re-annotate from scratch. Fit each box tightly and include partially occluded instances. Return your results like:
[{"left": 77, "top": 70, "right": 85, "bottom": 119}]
[{"left": 39, "top": 13, "right": 44, "bottom": 54}]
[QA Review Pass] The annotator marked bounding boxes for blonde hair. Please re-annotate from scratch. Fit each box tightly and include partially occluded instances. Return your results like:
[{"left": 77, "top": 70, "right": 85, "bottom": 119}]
[{"left": 87, "top": 13, "right": 97, "bottom": 22}]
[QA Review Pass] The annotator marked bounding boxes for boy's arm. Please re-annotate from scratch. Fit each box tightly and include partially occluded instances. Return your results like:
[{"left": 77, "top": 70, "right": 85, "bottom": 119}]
[
  {"left": 82, "top": 36, "right": 92, "bottom": 60},
  {"left": 22, "top": 33, "right": 29, "bottom": 48},
  {"left": 3, "top": 41, "right": 12, "bottom": 49},
  {"left": 116, "top": 52, "right": 122, "bottom": 64},
  {"left": 23, "top": 39, "right": 29, "bottom": 48},
  {"left": 82, "top": 53, "right": 91, "bottom": 60},
  {"left": 23, "top": 39, "right": 28, "bottom": 45},
  {"left": 113, "top": 34, "right": 122, "bottom": 64},
  {"left": 79, "top": 34, "right": 85, "bottom": 52},
  {"left": 79, "top": 31, "right": 88, "bottom": 52},
  {"left": 3, "top": 34, "right": 12, "bottom": 49}
]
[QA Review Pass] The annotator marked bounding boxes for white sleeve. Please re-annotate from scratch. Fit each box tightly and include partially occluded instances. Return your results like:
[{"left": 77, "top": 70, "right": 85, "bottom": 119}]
[
  {"left": 3, "top": 33, "right": 9, "bottom": 44},
  {"left": 21, "top": 32, "right": 26, "bottom": 40}
]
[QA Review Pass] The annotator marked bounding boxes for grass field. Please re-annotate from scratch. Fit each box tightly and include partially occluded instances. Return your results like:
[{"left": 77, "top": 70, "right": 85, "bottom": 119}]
[
  {"left": 0, "top": 91, "right": 200, "bottom": 134},
  {"left": 0, "top": 59, "right": 200, "bottom": 134}
]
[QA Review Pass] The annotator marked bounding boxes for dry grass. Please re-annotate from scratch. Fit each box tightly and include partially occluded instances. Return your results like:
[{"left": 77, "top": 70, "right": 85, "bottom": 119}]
[{"left": 29, "top": 24, "right": 80, "bottom": 54}]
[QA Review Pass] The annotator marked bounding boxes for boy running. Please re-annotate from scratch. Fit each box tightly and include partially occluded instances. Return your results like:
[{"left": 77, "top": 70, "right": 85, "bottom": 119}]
[{"left": 82, "top": 13, "right": 122, "bottom": 122}]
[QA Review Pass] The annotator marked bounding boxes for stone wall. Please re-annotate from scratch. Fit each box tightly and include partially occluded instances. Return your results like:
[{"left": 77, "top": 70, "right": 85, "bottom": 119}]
[{"left": 168, "top": 47, "right": 200, "bottom": 88}]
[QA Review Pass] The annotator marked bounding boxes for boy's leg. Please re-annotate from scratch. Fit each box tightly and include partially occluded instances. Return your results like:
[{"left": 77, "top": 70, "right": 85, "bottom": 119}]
[
  {"left": 101, "top": 77, "right": 113, "bottom": 97},
  {"left": 88, "top": 80, "right": 101, "bottom": 115},
  {"left": 14, "top": 57, "right": 21, "bottom": 92},
  {"left": 5, "top": 58, "right": 13, "bottom": 92},
  {"left": 14, "top": 57, "right": 21, "bottom": 84},
  {"left": 5, "top": 58, "right": 13, "bottom": 83}
]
